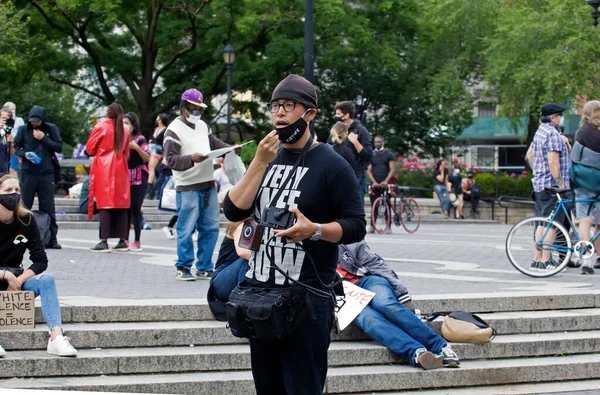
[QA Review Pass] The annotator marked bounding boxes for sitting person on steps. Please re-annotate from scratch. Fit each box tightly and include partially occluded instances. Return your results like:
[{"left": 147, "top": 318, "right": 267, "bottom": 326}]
[
  {"left": 207, "top": 220, "right": 251, "bottom": 320},
  {"left": 337, "top": 240, "right": 459, "bottom": 370},
  {"left": 0, "top": 173, "right": 78, "bottom": 358}
]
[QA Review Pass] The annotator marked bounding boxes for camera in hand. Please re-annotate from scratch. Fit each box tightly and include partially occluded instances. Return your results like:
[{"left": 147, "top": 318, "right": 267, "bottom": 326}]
[
  {"left": 238, "top": 218, "right": 264, "bottom": 251},
  {"left": 262, "top": 206, "right": 295, "bottom": 230},
  {"left": 1, "top": 118, "right": 14, "bottom": 138}
]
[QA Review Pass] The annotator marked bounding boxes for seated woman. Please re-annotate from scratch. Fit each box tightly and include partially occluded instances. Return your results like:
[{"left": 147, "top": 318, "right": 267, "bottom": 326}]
[
  {"left": 337, "top": 241, "right": 459, "bottom": 370},
  {"left": 207, "top": 220, "right": 251, "bottom": 320},
  {"left": 0, "top": 174, "right": 78, "bottom": 357}
]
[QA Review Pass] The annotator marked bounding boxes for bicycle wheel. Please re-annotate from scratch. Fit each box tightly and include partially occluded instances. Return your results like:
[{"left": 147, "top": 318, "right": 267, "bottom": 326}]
[
  {"left": 505, "top": 216, "right": 572, "bottom": 278},
  {"left": 400, "top": 197, "right": 421, "bottom": 234},
  {"left": 371, "top": 197, "right": 391, "bottom": 234}
]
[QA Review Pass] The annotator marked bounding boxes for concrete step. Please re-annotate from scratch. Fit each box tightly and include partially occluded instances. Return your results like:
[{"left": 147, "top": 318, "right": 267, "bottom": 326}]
[
  {"left": 52, "top": 221, "right": 171, "bottom": 230},
  {"left": 52, "top": 206, "right": 167, "bottom": 214},
  {"left": 55, "top": 213, "right": 173, "bottom": 222},
  {"left": 3, "top": 331, "right": 600, "bottom": 378},
  {"left": 10, "top": 308, "right": 600, "bottom": 351},
  {"left": 2, "top": 353, "right": 600, "bottom": 393},
  {"left": 34, "top": 198, "right": 160, "bottom": 208},
  {"left": 351, "top": 379, "right": 600, "bottom": 394},
  {"left": 36, "top": 292, "right": 600, "bottom": 324}
]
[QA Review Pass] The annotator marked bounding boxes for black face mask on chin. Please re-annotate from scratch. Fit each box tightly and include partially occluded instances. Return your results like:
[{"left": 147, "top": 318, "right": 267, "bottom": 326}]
[{"left": 277, "top": 110, "right": 311, "bottom": 144}]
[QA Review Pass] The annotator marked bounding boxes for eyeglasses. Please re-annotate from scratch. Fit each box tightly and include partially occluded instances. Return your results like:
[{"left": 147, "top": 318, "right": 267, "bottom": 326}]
[
  {"left": 268, "top": 102, "right": 298, "bottom": 113},
  {"left": 184, "top": 106, "right": 204, "bottom": 116}
]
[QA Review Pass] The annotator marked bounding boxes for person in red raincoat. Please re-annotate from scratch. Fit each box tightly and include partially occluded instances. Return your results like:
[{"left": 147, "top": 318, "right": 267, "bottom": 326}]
[{"left": 86, "top": 103, "right": 131, "bottom": 252}]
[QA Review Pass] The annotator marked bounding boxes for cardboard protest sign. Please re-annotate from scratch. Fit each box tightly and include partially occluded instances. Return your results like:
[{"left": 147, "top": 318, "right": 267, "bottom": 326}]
[
  {"left": 0, "top": 291, "right": 35, "bottom": 329},
  {"left": 336, "top": 281, "right": 376, "bottom": 331}
]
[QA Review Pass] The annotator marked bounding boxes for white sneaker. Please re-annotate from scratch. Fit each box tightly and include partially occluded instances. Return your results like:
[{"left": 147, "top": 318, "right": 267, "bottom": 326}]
[
  {"left": 162, "top": 227, "right": 175, "bottom": 240},
  {"left": 47, "top": 335, "right": 78, "bottom": 357},
  {"left": 0, "top": 344, "right": 6, "bottom": 357}
]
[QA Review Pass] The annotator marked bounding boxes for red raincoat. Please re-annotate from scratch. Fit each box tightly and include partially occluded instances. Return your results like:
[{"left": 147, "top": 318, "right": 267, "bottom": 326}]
[{"left": 85, "top": 118, "right": 130, "bottom": 219}]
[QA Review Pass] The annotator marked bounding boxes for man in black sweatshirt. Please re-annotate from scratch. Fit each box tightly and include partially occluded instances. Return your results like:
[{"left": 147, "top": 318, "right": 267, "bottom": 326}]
[
  {"left": 223, "top": 75, "right": 366, "bottom": 395},
  {"left": 13, "top": 106, "right": 62, "bottom": 249}
]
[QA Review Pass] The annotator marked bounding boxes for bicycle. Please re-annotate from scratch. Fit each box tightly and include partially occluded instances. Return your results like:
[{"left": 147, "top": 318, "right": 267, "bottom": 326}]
[
  {"left": 505, "top": 187, "right": 598, "bottom": 278},
  {"left": 370, "top": 184, "right": 422, "bottom": 234}
]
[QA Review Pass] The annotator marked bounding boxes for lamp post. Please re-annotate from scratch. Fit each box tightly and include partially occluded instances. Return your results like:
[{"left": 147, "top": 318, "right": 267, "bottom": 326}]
[
  {"left": 588, "top": 0, "right": 600, "bottom": 26},
  {"left": 304, "top": 0, "right": 314, "bottom": 82},
  {"left": 223, "top": 43, "right": 236, "bottom": 143}
]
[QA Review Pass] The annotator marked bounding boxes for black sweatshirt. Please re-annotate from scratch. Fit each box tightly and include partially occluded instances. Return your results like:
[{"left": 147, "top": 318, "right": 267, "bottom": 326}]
[
  {"left": 0, "top": 214, "right": 48, "bottom": 288},
  {"left": 223, "top": 143, "right": 366, "bottom": 288}
]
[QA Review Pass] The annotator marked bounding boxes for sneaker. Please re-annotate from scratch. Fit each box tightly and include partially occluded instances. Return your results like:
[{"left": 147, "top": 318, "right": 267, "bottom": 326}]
[
  {"left": 385, "top": 228, "right": 392, "bottom": 234},
  {"left": 530, "top": 261, "right": 545, "bottom": 270},
  {"left": 142, "top": 221, "right": 152, "bottom": 230},
  {"left": 113, "top": 241, "right": 129, "bottom": 252},
  {"left": 90, "top": 241, "right": 110, "bottom": 253},
  {"left": 545, "top": 259, "right": 558, "bottom": 271},
  {"left": 196, "top": 270, "right": 214, "bottom": 280},
  {"left": 414, "top": 348, "right": 443, "bottom": 370},
  {"left": 176, "top": 268, "right": 196, "bottom": 281},
  {"left": 163, "top": 227, "right": 175, "bottom": 240},
  {"left": 367, "top": 226, "right": 375, "bottom": 234},
  {"left": 47, "top": 335, "right": 78, "bottom": 357},
  {"left": 46, "top": 243, "right": 62, "bottom": 249},
  {"left": 595, "top": 257, "right": 600, "bottom": 269},
  {"left": 441, "top": 345, "right": 460, "bottom": 368},
  {"left": 128, "top": 241, "right": 143, "bottom": 252},
  {"left": 582, "top": 265, "right": 595, "bottom": 275},
  {"left": 0, "top": 344, "right": 5, "bottom": 357}
]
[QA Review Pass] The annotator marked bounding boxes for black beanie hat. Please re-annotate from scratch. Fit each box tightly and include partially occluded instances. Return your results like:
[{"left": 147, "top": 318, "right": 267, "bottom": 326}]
[{"left": 271, "top": 74, "right": 318, "bottom": 109}]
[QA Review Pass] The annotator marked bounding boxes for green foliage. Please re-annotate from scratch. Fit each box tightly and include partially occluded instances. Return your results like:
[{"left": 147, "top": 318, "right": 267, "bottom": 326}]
[
  {"left": 474, "top": 172, "right": 532, "bottom": 198},
  {"left": 236, "top": 140, "right": 258, "bottom": 166}
]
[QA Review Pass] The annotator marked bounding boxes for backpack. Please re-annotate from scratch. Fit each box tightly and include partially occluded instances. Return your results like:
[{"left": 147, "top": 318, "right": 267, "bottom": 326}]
[
  {"left": 33, "top": 211, "right": 52, "bottom": 247},
  {"left": 570, "top": 141, "right": 600, "bottom": 193}
]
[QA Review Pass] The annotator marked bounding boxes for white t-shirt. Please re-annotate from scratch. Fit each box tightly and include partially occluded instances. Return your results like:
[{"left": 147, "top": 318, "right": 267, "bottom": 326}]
[{"left": 214, "top": 168, "right": 232, "bottom": 192}]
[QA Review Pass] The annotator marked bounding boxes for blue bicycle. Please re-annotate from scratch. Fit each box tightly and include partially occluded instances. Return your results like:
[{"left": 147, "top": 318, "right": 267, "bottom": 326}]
[{"left": 506, "top": 187, "right": 599, "bottom": 278}]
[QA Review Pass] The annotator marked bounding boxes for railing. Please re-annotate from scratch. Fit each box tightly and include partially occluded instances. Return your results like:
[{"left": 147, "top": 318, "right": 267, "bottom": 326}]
[{"left": 497, "top": 196, "right": 535, "bottom": 224}]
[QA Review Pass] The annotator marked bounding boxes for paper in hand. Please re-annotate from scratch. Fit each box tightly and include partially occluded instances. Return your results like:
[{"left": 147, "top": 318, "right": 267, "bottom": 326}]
[{"left": 204, "top": 141, "right": 253, "bottom": 160}]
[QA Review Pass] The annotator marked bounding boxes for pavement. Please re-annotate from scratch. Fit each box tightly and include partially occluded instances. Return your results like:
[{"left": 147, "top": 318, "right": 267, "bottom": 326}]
[{"left": 38, "top": 222, "right": 600, "bottom": 301}]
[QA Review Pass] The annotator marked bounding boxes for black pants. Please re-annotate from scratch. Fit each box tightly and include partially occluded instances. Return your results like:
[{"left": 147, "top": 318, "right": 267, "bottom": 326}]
[
  {"left": 248, "top": 296, "right": 334, "bottom": 395},
  {"left": 99, "top": 209, "right": 129, "bottom": 240},
  {"left": 128, "top": 172, "right": 148, "bottom": 242},
  {"left": 168, "top": 215, "right": 178, "bottom": 228},
  {"left": 21, "top": 172, "right": 58, "bottom": 245},
  {"left": 464, "top": 193, "right": 480, "bottom": 213}
]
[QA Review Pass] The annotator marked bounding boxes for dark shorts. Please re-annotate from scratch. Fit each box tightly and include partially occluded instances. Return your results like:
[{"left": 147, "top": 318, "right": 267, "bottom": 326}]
[{"left": 534, "top": 190, "right": 557, "bottom": 218}]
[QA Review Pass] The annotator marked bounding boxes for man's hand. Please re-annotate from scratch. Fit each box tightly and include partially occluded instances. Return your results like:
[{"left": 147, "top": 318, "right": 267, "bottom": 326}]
[
  {"left": 272, "top": 207, "right": 316, "bottom": 244},
  {"left": 33, "top": 129, "right": 45, "bottom": 140},
  {"left": 191, "top": 153, "right": 208, "bottom": 163},
  {"left": 0, "top": 118, "right": 5, "bottom": 129},
  {"left": 255, "top": 130, "right": 279, "bottom": 166},
  {"left": 347, "top": 132, "right": 359, "bottom": 144},
  {"left": 6, "top": 134, "right": 14, "bottom": 143},
  {"left": 25, "top": 152, "right": 36, "bottom": 163},
  {"left": 4, "top": 271, "right": 22, "bottom": 291},
  {"left": 380, "top": 182, "right": 388, "bottom": 188}
]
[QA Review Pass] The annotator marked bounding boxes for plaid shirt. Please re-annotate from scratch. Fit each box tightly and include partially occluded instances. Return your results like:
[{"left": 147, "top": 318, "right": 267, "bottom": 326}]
[{"left": 531, "top": 122, "right": 570, "bottom": 193}]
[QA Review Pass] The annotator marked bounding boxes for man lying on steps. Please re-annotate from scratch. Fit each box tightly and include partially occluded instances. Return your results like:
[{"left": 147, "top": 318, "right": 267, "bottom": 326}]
[{"left": 337, "top": 241, "right": 460, "bottom": 369}]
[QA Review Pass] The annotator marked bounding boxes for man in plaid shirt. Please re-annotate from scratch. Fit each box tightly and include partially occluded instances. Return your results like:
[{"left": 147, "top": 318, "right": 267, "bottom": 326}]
[{"left": 526, "top": 102, "right": 571, "bottom": 269}]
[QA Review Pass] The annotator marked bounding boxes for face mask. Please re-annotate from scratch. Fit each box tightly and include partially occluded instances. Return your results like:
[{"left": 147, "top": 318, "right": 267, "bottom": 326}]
[
  {"left": 334, "top": 116, "right": 343, "bottom": 123},
  {"left": 559, "top": 116, "right": 565, "bottom": 127},
  {"left": 0, "top": 193, "right": 20, "bottom": 211},
  {"left": 124, "top": 124, "right": 132, "bottom": 132},
  {"left": 277, "top": 110, "right": 311, "bottom": 144},
  {"left": 186, "top": 114, "right": 201, "bottom": 123},
  {"left": 374, "top": 143, "right": 384, "bottom": 152}
]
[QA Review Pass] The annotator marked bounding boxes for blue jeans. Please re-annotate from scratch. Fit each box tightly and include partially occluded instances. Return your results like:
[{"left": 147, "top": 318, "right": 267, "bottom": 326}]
[
  {"left": 21, "top": 273, "right": 62, "bottom": 331},
  {"left": 249, "top": 295, "right": 334, "bottom": 395},
  {"left": 175, "top": 187, "right": 220, "bottom": 272},
  {"left": 354, "top": 276, "right": 446, "bottom": 366},
  {"left": 357, "top": 175, "right": 367, "bottom": 196},
  {"left": 433, "top": 184, "right": 450, "bottom": 214},
  {"left": 211, "top": 257, "right": 249, "bottom": 301}
]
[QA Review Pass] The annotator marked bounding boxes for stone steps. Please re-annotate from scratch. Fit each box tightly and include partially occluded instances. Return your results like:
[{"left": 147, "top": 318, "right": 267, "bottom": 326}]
[
  {"left": 8, "top": 308, "right": 600, "bottom": 351},
  {"left": 2, "top": 354, "right": 600, "bottom": 393},
  {"left": 2, "top": 292, "right": 600, "bottom": 393},
  {"left": 3, "top": 331, "right": 600, "bottom": 378}
]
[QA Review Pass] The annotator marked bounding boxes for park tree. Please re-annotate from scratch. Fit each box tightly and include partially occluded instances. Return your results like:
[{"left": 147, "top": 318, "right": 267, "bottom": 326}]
[{"left": 484, "top": 0, "right": 600, "bottom": 143}]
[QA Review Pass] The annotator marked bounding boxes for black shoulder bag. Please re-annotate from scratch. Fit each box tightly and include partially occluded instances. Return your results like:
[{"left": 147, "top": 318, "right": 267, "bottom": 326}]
[{"left": 226, "top": 139, "right": 338, "bottom": 342}]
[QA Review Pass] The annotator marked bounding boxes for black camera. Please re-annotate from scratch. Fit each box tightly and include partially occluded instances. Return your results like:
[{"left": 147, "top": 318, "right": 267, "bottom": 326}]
[
  {"left": 238, "top": 218, "right": 264, "bottom": 251},
  {"left": 1, "top": 118, "right": 14, "bottom": 137},
  {"left": 262, "top": 206, "right": 295, "bottom": 230}
]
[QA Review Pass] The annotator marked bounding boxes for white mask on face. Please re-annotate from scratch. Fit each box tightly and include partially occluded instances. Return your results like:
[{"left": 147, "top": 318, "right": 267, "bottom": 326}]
[
  {"left": 186, "top": 114, "right": 201, "bottom": 123},
  {"left": 124, "top": 124, "right": 132, "bottom": 132}
]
